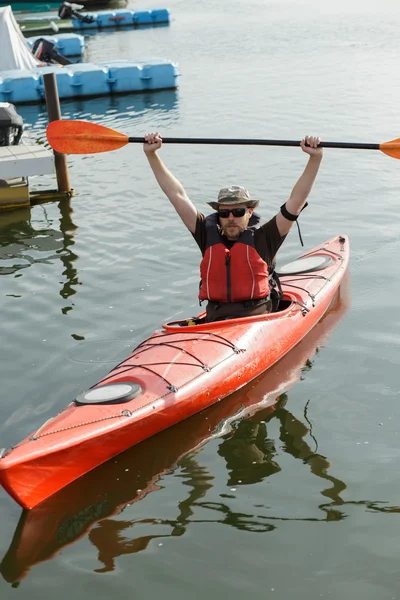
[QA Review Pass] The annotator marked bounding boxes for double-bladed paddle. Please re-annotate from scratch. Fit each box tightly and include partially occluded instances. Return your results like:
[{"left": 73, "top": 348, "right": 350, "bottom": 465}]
[{"left": 46, "top": 120, "right": 400, "bottom": 160}]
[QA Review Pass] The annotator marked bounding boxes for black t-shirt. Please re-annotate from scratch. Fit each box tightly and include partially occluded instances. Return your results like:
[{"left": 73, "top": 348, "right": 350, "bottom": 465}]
[{"left": 191, "top": 211, "right": 285, "bottom": 265}]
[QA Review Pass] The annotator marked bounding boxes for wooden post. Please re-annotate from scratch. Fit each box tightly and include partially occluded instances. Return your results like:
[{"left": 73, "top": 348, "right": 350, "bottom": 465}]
[{"left": 43, "top": 72, "right": 71, "bottom": 193}]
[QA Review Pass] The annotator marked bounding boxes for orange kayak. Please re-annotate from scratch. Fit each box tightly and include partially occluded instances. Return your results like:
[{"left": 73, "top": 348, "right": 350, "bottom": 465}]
[
  {"left": 0, "top": 274, "right": 350, "bottom": 583},
  {"left": 0, "top": 234, "right": 349, "bottom": 510},
  {"left": 0, "top": 277, "right": 350, "bottom": 584}
]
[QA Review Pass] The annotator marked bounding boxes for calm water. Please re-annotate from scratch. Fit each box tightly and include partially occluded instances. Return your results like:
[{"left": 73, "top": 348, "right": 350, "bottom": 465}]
[{"left": 1, "top": 0, "right": 400, "bottom": 597}]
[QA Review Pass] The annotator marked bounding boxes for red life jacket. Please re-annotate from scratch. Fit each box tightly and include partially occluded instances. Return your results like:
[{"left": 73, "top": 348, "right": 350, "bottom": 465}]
[{"left": 199, "top": 212, "right": 270, "bottom": 303}]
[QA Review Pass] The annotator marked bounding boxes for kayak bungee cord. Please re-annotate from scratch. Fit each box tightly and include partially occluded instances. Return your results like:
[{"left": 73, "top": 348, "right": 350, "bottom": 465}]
[
  {"left": 99, "top": 332, "right": 247, "bottom": 391},
  {"left": 27, "top": 341, "right": 246, "bottom": 441}
]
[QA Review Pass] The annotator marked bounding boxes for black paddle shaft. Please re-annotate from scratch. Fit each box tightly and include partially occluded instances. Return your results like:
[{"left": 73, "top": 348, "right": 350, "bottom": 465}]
[{"left": 128, "top": 137, "right": 380, "bottom": 150}]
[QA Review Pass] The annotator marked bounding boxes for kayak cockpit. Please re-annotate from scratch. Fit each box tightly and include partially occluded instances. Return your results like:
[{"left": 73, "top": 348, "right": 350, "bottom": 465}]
[
  {"left": 162, "top": 250, "right": 342, "bottom": 332},
  {"left": 162, "top": 293, "right": 297, "bottom": 331}
]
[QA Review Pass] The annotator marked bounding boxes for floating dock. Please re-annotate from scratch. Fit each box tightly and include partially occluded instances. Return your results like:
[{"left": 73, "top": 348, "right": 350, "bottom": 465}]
[
  {"left": 0, "top": 144, "right": 55, "bottom": 209},
  {"left": 0, "top": 58, "right": 179, "bottom": 104},
  {"left": 0, "top": 144, "right": 54, "bottom": 179},
  {"left": 72, "top": 8, "right": 170, "bottom": 29},
  {"left": 18, "top": 7, "right": 170, "bottom": 35}
]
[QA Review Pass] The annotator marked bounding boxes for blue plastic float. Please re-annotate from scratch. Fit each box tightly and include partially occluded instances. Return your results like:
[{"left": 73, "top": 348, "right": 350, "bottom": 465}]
[
  {"left": 19, "top": 8, "right": 170, "bottom": 31},
  {"left": 72, "top": 8, "right": 170, "bottom": 30},
  {"left": 0, "top": 59, "right": 179, "bottom": 104},
  {"left": 26, "top": 33, "right": 85, "bottom": 57}
]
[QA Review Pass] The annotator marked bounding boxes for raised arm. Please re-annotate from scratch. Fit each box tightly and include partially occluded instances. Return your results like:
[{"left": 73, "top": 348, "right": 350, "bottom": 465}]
[
  {"left": 143, "top": 132, "right": 197, "bottom": 234},
  {"left": 276, "top": 135, "right": 323, "bottom": 237}
]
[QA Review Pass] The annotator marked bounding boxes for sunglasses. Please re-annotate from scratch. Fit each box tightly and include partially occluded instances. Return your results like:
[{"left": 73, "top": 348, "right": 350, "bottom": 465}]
[{"left": 217, "top": 207, "right": 248, "bottom": 218}]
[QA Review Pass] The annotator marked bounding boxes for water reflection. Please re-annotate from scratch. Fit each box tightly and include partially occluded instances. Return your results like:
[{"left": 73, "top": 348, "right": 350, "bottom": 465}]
[
  {"left": 56, "top": 198, "right": 80, "bottom": 307},
  {"left": 61, "top": 89, "right": 180, "bottom": 123},
  {"left": 277, "top": 405, "right": 347, "bottom": 522},
  {"left": 218, "top": 388, "right": 342, "bottom": 493},
  {"left": 0, "top": 280, "right": 351, "bottom": 583},
  {"left": 94, "top": 405, "right": 345, "bottom": 574},
  {"left": 218, "top": 410, "right": 282, "bottom": 485},
  {"left": 17, "top": 89, "right": 180, "bottom": 135},
  {"left": 0, "top": 198, "right": 80, "bottom": 311}
]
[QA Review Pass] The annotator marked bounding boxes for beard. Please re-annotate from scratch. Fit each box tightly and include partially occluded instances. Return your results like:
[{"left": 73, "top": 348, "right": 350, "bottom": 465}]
[{"left": 221, "top": 222, "right": 246, "bottom": 240}]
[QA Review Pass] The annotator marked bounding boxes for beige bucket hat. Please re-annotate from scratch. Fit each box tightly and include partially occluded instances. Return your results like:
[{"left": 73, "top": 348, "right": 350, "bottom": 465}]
[{"left": 207, "top": 185, "right": 260, "bottom": 210}]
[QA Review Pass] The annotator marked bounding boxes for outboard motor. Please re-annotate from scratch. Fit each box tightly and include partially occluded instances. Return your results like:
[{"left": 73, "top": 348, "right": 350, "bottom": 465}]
[
  {"left": 0, "top": 103, "right": 23, "bottom": 147},
  {"left": 31, "top": 38, "right": 72, "bottom": 66},
  {"left": 58, "top": 1, "right": 95, "bottom": 24}
]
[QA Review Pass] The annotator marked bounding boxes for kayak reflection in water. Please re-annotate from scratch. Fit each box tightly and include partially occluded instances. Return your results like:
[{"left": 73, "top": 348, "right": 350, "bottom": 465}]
[
  {"left": 143, "top": 133, "right": 323, "bottom": 322},
  {"left": 87, "top": 401, "right": 347, "bottom": 573}
]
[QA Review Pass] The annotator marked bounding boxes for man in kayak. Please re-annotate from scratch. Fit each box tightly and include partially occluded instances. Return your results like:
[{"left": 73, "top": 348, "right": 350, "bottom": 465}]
[{"left": 143, "top": 133, "right": 323, "bottom": 322}]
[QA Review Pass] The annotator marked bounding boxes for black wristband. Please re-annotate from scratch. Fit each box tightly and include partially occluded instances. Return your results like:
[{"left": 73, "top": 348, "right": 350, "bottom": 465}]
[
  {"left": 280, "top": 203, "right": 298, "bottom": 221},
  {"left": 280, "top": 202, "right": 308, "bottom": 221}
]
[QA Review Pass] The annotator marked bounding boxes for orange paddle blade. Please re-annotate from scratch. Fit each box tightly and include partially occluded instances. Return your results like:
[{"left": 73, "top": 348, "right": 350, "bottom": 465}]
[
  {"left": 379, "top": 138, "right": 400, "bottom": 160},
  {"left": 46, "top": 120, "right": 129, "bottom": 154}
]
